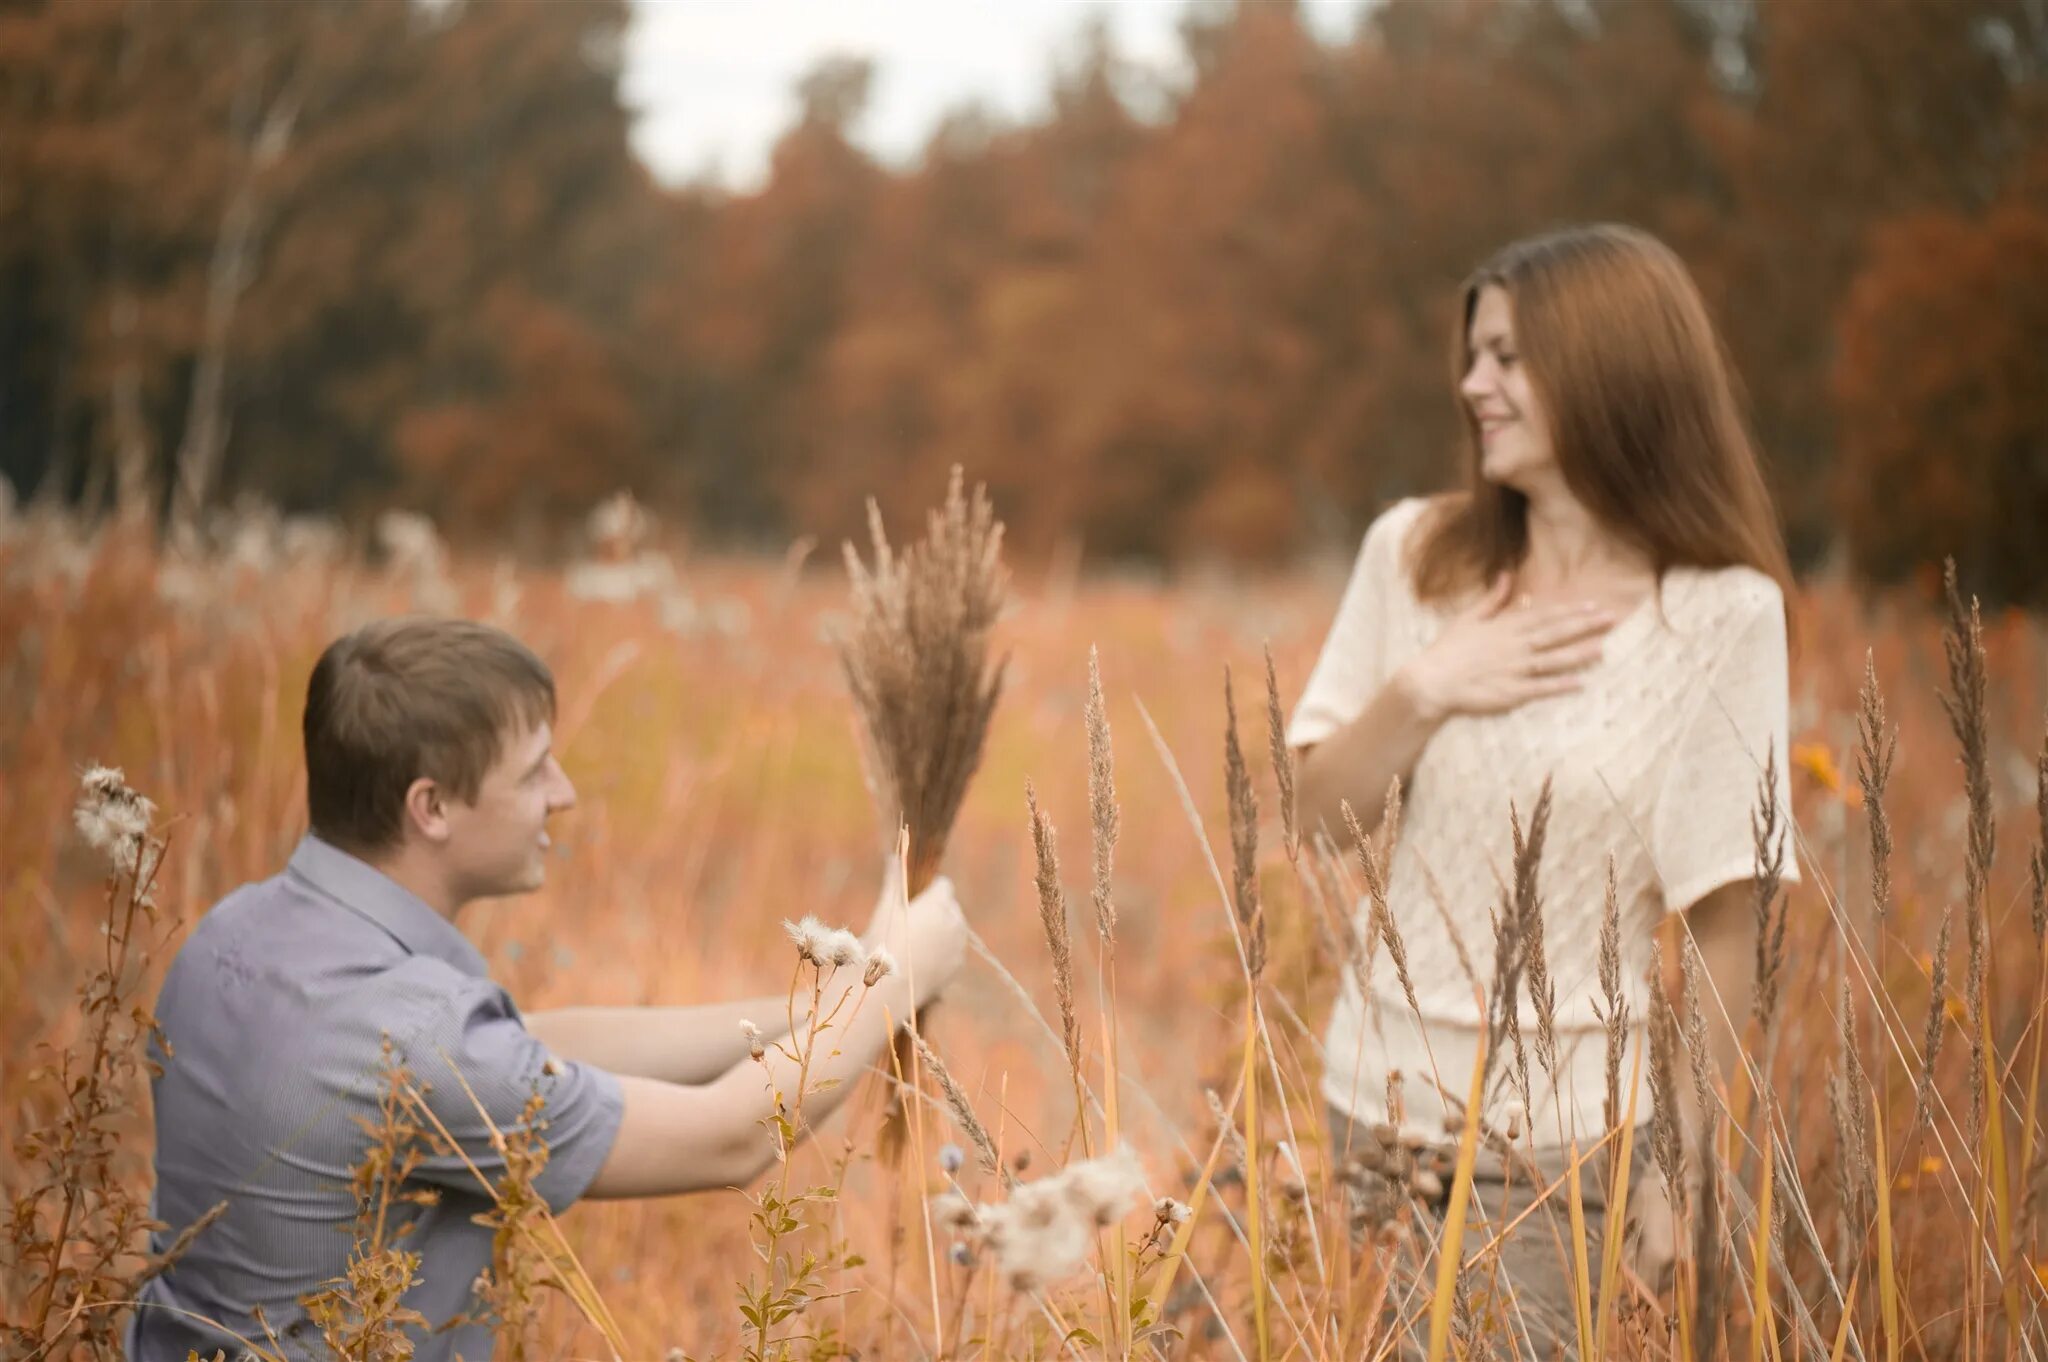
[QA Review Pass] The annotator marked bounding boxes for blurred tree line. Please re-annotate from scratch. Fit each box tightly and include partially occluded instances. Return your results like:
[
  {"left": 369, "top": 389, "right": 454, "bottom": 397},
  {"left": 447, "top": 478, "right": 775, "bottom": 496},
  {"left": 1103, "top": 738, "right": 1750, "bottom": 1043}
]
[{"left": 3, "top": 0, "right": 2047, "bottom": 599}]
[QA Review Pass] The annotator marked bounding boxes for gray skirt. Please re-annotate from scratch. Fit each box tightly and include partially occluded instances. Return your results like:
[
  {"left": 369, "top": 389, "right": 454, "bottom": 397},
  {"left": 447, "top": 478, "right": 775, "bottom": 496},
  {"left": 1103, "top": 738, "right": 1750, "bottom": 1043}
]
[{"left": 1327, "top": 1104, "right": 1651, "bottom": 1361}]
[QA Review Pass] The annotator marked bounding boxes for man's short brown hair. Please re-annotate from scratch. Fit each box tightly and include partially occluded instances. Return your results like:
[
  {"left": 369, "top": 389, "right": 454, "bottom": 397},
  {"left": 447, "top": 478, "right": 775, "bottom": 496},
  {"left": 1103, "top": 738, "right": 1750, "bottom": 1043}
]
[{"left": 304, "top": 618, "right": 556, "bottom": 854}]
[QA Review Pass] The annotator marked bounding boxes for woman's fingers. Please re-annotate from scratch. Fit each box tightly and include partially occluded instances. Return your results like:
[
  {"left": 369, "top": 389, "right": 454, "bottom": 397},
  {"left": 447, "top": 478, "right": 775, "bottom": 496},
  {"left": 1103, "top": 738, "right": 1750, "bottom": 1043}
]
[
  {"left": 1519, "top": 606, "right": 1616, "bottom": 649},
  {"left": 1514, "top": 673, "right": 1589, "bottom": 703},
  {"left": 1524, "top": 641, "right": 1606, "bottom": 678}
]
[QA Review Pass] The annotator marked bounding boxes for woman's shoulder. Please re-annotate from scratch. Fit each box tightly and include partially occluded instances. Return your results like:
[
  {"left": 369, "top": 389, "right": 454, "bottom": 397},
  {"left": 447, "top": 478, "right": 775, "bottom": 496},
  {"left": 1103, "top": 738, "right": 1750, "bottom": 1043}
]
[
  {"left": 1658, "top": 561, "right": 1787, "bottom": 639},
  {"left": 1360, "top": 493, "right": 1450, "bottom": 562},
  {"left": 1349, "top": 495, "right": 1448, "bottom": 608}
]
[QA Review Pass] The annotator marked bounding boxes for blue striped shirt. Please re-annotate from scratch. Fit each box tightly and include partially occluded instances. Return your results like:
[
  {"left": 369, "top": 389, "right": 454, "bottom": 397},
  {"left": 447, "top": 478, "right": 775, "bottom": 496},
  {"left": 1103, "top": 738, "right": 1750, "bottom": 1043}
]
[{"left": 130, "top": 835, "right": 624, "bottom": 1361}]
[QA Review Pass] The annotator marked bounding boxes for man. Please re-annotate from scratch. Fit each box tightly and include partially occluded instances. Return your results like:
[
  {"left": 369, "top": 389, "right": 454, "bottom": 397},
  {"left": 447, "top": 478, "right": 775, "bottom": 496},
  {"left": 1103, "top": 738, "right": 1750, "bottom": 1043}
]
[{"left": 130, "top": 618, "right": 967, "bottom": 1360}]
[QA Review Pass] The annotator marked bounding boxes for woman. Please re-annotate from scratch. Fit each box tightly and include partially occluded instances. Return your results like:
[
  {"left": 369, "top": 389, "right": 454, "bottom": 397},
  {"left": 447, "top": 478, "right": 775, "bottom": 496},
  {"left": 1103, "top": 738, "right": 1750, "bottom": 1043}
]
[{"left": 1289, "top": 224, "right": 1798, "bottom": 1347}]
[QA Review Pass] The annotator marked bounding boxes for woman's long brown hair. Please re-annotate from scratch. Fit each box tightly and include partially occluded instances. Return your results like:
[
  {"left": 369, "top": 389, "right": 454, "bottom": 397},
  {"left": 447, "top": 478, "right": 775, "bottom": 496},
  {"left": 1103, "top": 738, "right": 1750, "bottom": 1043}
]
[{"left": 1409, "top": 224, "right": 1794, "bottom": 631}]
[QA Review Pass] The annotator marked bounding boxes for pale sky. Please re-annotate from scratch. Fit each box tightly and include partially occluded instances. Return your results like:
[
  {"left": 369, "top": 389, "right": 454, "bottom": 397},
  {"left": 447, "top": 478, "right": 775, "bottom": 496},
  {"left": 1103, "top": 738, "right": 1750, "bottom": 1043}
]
[{"left": 624, "top": 0, "right": 1360, "bottom": 190}]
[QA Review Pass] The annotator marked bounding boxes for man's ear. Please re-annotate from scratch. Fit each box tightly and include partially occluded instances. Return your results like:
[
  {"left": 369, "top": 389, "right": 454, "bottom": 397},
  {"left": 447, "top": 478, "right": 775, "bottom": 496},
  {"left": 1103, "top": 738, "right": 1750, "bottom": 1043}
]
[{"left": 402, "top": 776, "right": 452, "bottom": 846}]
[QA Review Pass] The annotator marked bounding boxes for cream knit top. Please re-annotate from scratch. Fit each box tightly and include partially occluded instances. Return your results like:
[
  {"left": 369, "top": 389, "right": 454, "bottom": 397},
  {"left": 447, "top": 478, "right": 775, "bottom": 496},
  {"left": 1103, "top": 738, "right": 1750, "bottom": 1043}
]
[{"left": 1289, "top": 497, "right": 1799, "bottom": 1148}]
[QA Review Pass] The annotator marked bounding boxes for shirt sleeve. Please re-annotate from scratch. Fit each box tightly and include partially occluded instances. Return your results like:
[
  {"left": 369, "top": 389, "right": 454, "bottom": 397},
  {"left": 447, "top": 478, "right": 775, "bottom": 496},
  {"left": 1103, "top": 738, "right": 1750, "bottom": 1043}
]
[
  {"left": 397, "top": 972, "right": 626, "bottom": 1213},
  {"left": 1649, "top": 573, "right": 1803, "bottom": 915},
  {"left": 1288, "top": 498, "right": 1422, "bottom": 752}
]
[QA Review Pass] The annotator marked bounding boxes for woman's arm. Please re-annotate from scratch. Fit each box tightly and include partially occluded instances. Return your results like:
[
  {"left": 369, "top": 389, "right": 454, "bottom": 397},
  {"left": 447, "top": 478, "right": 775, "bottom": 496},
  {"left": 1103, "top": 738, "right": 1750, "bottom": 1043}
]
[
  {"left": 1294, "top": 669, "right": 1443, "bottom": 843},
  {"left": 1631, "top": 879, "right": 1757, "bottom": 1285},
  {"left": 1676, "top": 878, "right": 1759, "bottom": 1139}
]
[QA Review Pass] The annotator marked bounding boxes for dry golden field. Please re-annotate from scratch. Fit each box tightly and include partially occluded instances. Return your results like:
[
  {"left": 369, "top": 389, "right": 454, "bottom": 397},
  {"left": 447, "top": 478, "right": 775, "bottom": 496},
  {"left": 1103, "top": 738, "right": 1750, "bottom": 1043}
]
[{"left": 5, "top": 510, "right": 2048, "bottom": 1360}]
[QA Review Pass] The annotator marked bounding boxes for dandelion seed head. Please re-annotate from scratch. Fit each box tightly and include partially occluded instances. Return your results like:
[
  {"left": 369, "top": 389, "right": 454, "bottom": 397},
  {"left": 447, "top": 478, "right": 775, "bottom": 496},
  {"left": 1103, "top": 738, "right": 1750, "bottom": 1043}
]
[
  {"left": 1056, "top": 1142, "right": 1146, "bottom": 1228},
  {"left": 73, "top": 763, "right": 157, "bottom": 876},
  {"left": 824, "top": 928, "right": 866, "bottom": 969},
  {"left": 782, "top": 915, "right": 830, "bottom": 964},
  {"left": 938, "top": 1142, "right": 965, "bottom": 1174},
  {"left": 931, "top": 1190, "right": 977, "bottom": 1231},
  {"left": 862, "top": 947, "right": 896, "bottom": 986}
]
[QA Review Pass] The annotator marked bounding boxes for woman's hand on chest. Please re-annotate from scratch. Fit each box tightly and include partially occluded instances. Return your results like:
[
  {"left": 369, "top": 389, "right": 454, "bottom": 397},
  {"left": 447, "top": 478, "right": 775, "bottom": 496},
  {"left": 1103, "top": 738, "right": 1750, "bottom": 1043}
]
[{"left": 1395, "top": 572, "right": 1621, "bottom": 724}]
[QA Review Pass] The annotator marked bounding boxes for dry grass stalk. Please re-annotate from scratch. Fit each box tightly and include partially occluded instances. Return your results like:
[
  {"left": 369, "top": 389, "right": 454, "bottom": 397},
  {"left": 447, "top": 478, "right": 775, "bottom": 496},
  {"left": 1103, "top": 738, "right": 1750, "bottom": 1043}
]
[
  {"left": 1750, "top": 748, "right": 1790, "bottom": 1055},
  {"left": 1857, "top": 654, "right": 1898, "bottom": 924},
  {"left": 1344, "top": 799, "right": 1418, "bottom": 1017},
  {"left": 2022, "top": 726, "right": 2048, "bottom": 1246},
  {"left": 4, "top": 766, "right": 218, "bottom": 1361},
  {"left": 1084, "top": 646, "right": 1120, "bottom": 945},
  {"left": 1826, "top": 979, "right": 1875, "bottom": 1268},
  {"left": 1940, "top": 560, "right": 1995, "bottom": 1142},
  {"left": 301, "top": 1044, "right": 440, "bottom": 1362},
  {"left": 910, "top": 1031, "right": 1007, "bottom": 1185},
  {"left": 1914, "top": 902, "right": 1955, "bottom": 1135},
  {"left": 1026, "top": 782, "right": 1084, "bottom": 1108},
  {"left": 1595, "top": 858, "right": 1629, "bottom": 1185},
  {"left": 1680, "top": 937, "right": 1728, "bottom": 1357},
  {"left": 2031, "top": 727, "right": 2047, "bottom": 944},
  {"left": 837, "top": 465, "right": 1009, "bottom": 890},
  {"left": 1484, "top": 781, "right": 1552, "bottom": 1102},
  {"left": 837, "top": 466, "right": 1008, "bottom": 1151},
  {"left": 467, "top": 1089, "right": 554, "bottom": 1361},
  {"left": 1221, "top": 666, "right": 1265, "bottom": 988},
  {"left": 1263, "top": 645, "right": 1298, "bottom": 866},
  {"left": 1301, "top": 834, "right": 1360, "bottom": 984},
  {"left": 1647, "top": 941, "right": 1685, "bottom": 1215},
  {"left": 1206, "top": 1087, "right": 1250, "bottom": 1189}
]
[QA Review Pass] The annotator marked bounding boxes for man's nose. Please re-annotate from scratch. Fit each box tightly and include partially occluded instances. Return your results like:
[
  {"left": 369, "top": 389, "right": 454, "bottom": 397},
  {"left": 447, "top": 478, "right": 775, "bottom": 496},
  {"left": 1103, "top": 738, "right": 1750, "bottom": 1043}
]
[{"left": 548, "top": 759, "right": 578, "bottom": 812}]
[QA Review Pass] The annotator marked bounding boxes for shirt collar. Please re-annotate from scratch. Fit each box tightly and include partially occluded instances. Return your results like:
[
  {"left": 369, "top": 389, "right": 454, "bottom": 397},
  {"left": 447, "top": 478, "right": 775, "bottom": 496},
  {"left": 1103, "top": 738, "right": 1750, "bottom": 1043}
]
[{"left": 286, "top": 834, "right": 491, "bottom": 978}]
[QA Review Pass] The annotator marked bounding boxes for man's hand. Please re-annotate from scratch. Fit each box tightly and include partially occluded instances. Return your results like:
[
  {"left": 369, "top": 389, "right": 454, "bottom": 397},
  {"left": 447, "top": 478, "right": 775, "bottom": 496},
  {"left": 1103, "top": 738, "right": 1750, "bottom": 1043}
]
[{"left": 864, "top": 870, "right": 968, "bottom": 1008}]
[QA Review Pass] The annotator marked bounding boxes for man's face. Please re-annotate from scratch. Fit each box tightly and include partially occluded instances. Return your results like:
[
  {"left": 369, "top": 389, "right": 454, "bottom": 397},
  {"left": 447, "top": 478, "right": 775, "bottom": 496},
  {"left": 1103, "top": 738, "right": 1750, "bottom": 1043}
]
[{"left": 440, "top": 720, "right": 576, "bottom": 902}]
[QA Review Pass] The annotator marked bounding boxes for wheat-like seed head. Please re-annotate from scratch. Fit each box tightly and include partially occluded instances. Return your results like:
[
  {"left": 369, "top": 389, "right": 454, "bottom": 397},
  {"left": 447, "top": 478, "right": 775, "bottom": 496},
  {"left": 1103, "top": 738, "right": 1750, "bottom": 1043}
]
[
  {"left": 1941, "top": 560, "right": 1995, "bottom": 1140},
  {"left": 1084, "top": 647, "right": 1120, "bottom": 945},
  {"left": 1263, "top": 645, "right": 1297, "bottom": 866},
  {"left": 1856, "top": 653, "right": 1898, "bottom": 924},
  {"left": 1026, "top": 782, "right": 1082, "bottom": 1092},
  {"left": 837, "top": 466, "right": 1008, "bottom": 891},
  {"left": 911, "top": 1031, "right": 1006, "bottom": 1185},
  {"left": 1750, "top": 746, "right": 1789, "bottom": 1054},
  {"left": 1826, "top": 976, "right": 1874, "bottom": 1258},
  {"left": 1344, "top": 799, "right": 1417, "bottom": 1017},
  {"left": 1647, "top": 940, "right": 1685, "bottom": 1215},
  {"left": 1914, "top": 901, "right": 1955, "bottom": 1135},
  {"left": 1222, "top": 666, "right": 1265, "bottom": 986},
  {"left": 1596, "top": 856, "right": 1629, "bottom": 1159}
]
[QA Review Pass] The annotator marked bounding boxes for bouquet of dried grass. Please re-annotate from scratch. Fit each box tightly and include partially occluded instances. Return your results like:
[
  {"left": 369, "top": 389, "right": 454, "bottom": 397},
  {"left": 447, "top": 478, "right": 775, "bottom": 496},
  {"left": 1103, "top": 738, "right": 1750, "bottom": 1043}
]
[{"left": 837, "top": 466, "right": 1008, "bottom": 1147}]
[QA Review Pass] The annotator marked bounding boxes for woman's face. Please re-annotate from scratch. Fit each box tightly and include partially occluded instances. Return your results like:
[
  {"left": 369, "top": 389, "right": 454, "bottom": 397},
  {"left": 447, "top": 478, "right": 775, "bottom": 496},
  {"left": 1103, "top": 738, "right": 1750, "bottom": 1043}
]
[{"left": 1461, "top": 284, "right": 1555, "bottom": 491}]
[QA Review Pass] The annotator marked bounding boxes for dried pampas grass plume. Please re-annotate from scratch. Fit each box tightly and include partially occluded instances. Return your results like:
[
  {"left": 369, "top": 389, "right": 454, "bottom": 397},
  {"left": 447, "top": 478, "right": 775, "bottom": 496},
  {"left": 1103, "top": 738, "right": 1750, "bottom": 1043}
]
[{"left": 837, "top": 466, "right": 1009, "bottom": 1154}]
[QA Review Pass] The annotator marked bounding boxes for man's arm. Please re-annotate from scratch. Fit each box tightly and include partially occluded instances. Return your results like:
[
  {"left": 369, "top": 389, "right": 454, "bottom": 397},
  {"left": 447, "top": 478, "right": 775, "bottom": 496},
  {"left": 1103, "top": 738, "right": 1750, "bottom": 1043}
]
[
  {"left": 579, "top": 874, "right": 969, "bottom": 1199},
  {"left": 527, "top": 999, "right": 794, "bottom": 1086}
]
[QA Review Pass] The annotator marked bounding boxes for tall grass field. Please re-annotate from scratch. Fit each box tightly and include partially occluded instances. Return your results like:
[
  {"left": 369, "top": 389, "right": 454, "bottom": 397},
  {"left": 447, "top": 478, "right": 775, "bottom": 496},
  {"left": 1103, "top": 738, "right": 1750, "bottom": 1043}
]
[{"left": 5, "top": 508, "right": 2048, "bottom": 1360}]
